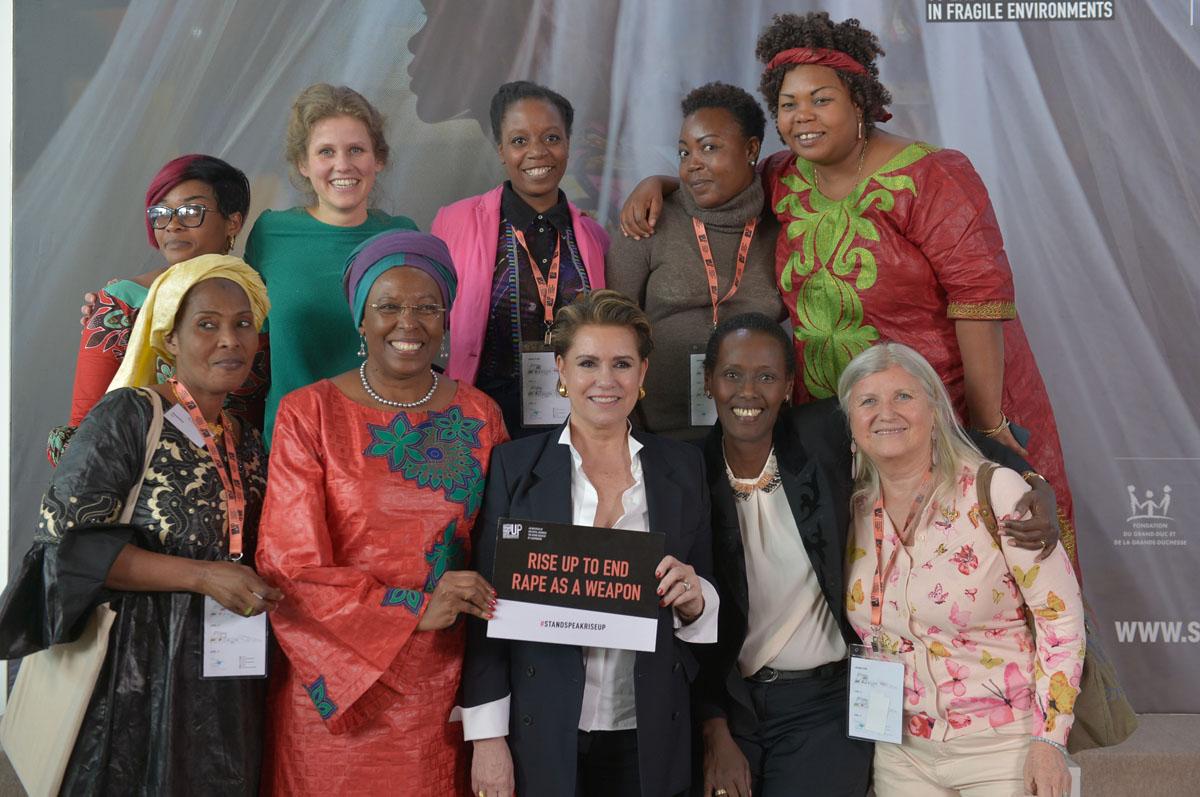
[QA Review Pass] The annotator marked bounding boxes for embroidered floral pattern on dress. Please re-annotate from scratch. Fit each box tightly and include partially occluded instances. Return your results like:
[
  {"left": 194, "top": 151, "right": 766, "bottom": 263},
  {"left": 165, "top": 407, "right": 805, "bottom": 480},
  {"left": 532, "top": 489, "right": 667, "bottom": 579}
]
[
  {"left": 363, "top": 407, "right": 487, "bottom": 515},
  {"left": 381, "top": 588, "right": 424, "bottom": 614},
  {"left": 306, "top": 676, "right": 338, "bottom": 719},
  {"left": 82, "top": 290, "right": 136, "bottom": 353},
  {"left": 424, "top": 520, "right": 465, "bottom": 592},
  {"left": 774, "top": 145, "right": 931, "bottom": 398}
]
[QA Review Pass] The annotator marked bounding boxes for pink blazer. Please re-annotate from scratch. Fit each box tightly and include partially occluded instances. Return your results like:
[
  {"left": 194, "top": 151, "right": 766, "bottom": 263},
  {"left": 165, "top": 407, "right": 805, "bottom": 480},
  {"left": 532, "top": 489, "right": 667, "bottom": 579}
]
[{"left": 432, "top": 185, "right": 609, "bottom": 384}]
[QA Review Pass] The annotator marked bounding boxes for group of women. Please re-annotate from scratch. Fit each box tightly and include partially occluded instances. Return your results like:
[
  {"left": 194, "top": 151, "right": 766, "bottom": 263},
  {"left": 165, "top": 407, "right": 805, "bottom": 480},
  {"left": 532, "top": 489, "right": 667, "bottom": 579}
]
[{"left": 2, "top": 10, "right": 1086, "bottom": 797}]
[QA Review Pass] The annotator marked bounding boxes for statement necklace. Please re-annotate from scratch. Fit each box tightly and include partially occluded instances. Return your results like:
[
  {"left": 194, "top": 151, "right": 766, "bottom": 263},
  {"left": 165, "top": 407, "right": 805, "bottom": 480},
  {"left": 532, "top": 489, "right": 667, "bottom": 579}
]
[
  {"left": 359, "top": 361, "right": 438, "bottom": 409},
  {"left": 813, "top": 135, "right": 869, "bottom": 195}
]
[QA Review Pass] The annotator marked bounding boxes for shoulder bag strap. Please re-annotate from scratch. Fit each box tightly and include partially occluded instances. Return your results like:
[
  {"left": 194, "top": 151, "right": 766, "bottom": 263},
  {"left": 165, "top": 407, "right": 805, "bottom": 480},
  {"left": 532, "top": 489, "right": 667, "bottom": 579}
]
[
  {"left": 117, "top": 388, "right": 164, "bottom": 525},
  {"left": 975, "top": 461, "right": 1001, "bottom": 543}
]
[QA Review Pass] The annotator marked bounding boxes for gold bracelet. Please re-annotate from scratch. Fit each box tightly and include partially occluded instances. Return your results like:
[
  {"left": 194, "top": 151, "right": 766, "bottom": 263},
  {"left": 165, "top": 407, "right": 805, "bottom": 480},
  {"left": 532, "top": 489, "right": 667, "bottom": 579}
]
[
  {"left": 1021, "top": 470, "right": 1046, "bottom": 486},
  {"left": 977, "top": 412, "right": 1010, "bottom": 438}
]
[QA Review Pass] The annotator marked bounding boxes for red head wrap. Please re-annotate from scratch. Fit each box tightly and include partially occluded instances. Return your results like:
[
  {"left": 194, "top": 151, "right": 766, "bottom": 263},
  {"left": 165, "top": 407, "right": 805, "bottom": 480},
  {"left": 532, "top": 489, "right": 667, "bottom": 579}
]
[
  {"left": 143, "top": 154, "right": 205, "bottom": 248},
  {"left": 764, "top": 47, "right": 892, "bottom": 123},
  {"left": 765, "top": 47, "right": 870, "bottom": 75}
]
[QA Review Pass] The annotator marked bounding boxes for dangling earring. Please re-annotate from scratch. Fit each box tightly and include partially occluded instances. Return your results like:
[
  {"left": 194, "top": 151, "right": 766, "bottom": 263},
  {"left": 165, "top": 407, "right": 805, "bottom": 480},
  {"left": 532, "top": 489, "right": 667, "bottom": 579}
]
[
  {"left": 438, "top": 336, "right": 448, "bottom": 359},
  {"left": 857, "top": 119, "right": 864, "bottom": 141},
  {"left": 850, "top": 440, "right": 859, "bottom": 480},
  {"left": 226, "top": 235, "right": 236, "bottom": 254},
  {"left": 930, "top": 431, "right": 938, "bottom": 469},
  {"left": 638, "top": 386, "right": 646, "bottom": 401},
  {"left": 703, "top": 389, "right": 712, "bottom": 399},
  {"left": 357, "top": 334, "right": 366, "bottom": 358},
  {"left": 556, "top": 381, "right": 568, "bottom": 398}
]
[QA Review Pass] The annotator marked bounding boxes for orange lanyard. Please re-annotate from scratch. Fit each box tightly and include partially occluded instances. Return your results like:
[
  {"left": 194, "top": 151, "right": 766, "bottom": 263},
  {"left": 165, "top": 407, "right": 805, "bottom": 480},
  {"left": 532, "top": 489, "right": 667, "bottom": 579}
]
[
  {"left": 870, "top": 473, "right": 932, "bottom": 644},
  {"left": 512, "top": 227, "right": 561, "bottom": 345},
  {"left": 691, "top": 216, "right": 758, "bottom": 328},
  {"left": 169, "top": 378, "right": 246, "bottom": 561}
]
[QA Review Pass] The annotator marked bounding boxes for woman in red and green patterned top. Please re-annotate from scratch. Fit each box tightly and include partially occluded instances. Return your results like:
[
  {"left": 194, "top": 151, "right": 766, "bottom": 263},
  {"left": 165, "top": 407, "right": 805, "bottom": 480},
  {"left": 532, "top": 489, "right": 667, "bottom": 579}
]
[
  {"left": 51, "top": 154, "right": 267, "bottom": 463},
  {"left": 620, "top": 12, "right": 1080, "bottom": 573}
]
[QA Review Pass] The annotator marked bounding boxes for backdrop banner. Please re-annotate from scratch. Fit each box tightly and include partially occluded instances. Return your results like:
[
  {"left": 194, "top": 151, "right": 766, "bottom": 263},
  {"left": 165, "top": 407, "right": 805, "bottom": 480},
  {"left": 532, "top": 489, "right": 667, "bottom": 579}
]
[{"left": 10, "top": 0, "right": 1200, "bottom": 712}]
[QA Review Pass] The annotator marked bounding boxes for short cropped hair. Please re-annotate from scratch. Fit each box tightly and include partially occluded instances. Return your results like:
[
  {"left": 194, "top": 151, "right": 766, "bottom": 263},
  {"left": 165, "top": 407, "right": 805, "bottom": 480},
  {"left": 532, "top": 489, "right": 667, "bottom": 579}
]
[
  {"left": 551, "top": 290, "right": 654, "bottom": 361},
  {"left": 681, "top": 82, "right": 767, "bottom": 142},
  {"left": 489, "top": 80, "right": 575, "bottom": 144}
]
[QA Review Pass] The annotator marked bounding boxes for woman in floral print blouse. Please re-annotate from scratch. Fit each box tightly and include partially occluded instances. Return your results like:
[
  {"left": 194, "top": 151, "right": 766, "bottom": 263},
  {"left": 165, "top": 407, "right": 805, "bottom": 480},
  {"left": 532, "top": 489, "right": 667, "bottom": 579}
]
[
  {"left": 840, "top": 343, "right": 1082, "bottom": 797},
  {"left": 255, "top": 231, "right": 507, "bottom": 795}
]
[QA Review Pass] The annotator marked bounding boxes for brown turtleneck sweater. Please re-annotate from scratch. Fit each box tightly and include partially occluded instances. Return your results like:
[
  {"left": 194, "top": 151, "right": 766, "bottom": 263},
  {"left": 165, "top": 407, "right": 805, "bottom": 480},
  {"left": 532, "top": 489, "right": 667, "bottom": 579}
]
[{"left": 606, "top": 179, "right": 785, "bottom": 441}]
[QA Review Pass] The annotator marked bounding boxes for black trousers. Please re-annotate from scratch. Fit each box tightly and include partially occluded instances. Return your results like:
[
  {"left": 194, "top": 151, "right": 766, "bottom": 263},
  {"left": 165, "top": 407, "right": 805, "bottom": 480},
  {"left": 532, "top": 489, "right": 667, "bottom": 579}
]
[
  {"left": 733, "top": 665, "right": 872, "bottom": 797},
  {"left": 576, "top": 728, "right": 642, "bottom": 796}
]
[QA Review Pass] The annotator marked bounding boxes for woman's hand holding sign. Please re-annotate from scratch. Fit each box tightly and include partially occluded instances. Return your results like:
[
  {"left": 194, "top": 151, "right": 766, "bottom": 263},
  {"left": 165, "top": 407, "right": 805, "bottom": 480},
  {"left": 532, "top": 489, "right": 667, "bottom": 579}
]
[
  {"left": 417, "top": 571, "right": 497, "bottom": 631},
  {"left": 656, "top": 555, "right": 704, "bottom": 623}
]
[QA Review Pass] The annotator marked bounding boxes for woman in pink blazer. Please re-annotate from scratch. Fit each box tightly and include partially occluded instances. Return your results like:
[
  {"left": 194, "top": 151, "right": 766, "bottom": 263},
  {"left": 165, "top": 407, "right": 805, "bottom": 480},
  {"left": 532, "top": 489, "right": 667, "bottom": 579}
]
[{"left": 432, "top": 81, "right": 607, "bottom": 438}]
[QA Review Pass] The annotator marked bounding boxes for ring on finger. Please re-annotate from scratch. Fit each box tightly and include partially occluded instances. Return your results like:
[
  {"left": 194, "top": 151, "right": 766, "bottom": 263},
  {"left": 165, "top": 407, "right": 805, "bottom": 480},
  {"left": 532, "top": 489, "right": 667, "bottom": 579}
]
[
  {"left": 682, "top": 579, "right": 692, "bottom": 591},
  {"left": 714, "top": 790, "right": 728, "bottom": 796},
  {"left": 243, "top": 605, "right": 255, "bottom": 617}
]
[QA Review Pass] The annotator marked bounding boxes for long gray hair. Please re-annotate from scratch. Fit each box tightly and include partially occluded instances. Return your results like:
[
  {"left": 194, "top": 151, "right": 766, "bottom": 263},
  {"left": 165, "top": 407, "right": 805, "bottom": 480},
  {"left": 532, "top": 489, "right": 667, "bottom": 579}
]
[{"left": 836, "top": 343, "right": 983, "bottom": 506}]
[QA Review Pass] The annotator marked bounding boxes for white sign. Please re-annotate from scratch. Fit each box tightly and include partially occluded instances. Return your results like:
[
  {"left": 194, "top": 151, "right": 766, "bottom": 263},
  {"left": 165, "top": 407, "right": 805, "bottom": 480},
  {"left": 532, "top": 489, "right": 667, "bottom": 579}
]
[{"left": 202, "top": 596, "right": 268, "bottom": 679}]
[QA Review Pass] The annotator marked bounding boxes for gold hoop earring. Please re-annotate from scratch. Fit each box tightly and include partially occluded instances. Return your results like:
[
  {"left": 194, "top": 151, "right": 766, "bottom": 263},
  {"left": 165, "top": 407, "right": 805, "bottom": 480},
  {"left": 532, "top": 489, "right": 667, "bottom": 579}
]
[
  {"left": 638, "top": 386, "right": 646, "bottom": 401},
  {"left": 556, "top": 381, "right": 568, "bottom": 398}
]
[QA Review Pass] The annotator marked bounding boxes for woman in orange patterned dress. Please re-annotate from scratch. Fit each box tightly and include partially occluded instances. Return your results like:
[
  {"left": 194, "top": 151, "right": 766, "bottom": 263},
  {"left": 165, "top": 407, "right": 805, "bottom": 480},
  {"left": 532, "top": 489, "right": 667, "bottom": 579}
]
[{"left": 256, "top": 231, "right": 507, "bottom": 795}]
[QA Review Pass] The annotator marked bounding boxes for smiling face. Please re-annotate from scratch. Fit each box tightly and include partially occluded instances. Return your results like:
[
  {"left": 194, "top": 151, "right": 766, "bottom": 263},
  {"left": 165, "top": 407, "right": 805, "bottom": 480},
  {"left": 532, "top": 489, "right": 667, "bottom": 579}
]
[
  {"left": 163, "top": 278, "right": 258, "bottom": 399},
  {"left": 847, "top": 364, "right": 936, "bottom": 472},
  {"left": 706, "top": 329, "right": 793, "bottom": 450},
  {"left": 298, "top": 114, "right": 384, "bottom": 225},
  {"left": 497, "top": 98, "right": 569, "bottom": 212},
  {"left": 556, "top": 324, "right": 648, "bottom": 433},
  {"left": 678, "top": 107, "right": 760, "bottom": 209},
  {"left": 151, "top": 179, "right": 242, "bottom": 265},
  {"left": 776, "top": 64, "right": 862, "bottom": 168},
  {"left": 360, "top": 267, "right": 444, "bottom": 382}
]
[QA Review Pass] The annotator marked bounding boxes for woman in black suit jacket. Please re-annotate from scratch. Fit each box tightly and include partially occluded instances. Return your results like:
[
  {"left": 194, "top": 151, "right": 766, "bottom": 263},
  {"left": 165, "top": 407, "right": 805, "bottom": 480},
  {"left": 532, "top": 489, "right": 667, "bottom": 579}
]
[
  {"left": 695, "top": 314, "right": 1061, "bottom": 797},
  {"left": 464, "top": 290, "right": 718, "bottom": 797}
]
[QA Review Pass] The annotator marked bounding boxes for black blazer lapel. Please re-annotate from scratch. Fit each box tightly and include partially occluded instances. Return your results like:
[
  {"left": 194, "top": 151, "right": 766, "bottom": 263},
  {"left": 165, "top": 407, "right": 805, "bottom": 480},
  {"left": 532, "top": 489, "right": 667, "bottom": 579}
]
[
  {"left": 703, "top": 425, "right": 749, "bottom": 617},
  {"left": 526, "top": 423, "right": 574, "bottom": 525}
]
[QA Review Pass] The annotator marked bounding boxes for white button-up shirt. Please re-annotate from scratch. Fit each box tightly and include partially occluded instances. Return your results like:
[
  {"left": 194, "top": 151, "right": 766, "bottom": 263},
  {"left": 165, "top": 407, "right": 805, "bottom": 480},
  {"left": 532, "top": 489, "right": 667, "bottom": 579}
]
[{"left": 459, "top": 422, "right": 719, "bottom": 739}]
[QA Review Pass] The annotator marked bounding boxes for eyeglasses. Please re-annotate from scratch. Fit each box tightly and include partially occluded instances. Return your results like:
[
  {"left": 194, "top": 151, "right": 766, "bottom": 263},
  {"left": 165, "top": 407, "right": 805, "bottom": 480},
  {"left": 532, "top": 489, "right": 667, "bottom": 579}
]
[
  {"left": 146, "top": 203, "right": 210, "bottom": 229},
  {"left": 369, "top": 302, "right": 446, "bottom": 318}
]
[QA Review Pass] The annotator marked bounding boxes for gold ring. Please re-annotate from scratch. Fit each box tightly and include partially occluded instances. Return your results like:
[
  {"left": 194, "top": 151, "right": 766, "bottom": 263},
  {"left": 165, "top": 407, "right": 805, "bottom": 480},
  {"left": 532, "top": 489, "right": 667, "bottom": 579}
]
[
  {"left": 683, "top": 580, "right": 692, "bottom": 591},
  {"left": 244, "top": 606, "right": 254, "bottom": 617},
  {"left": 714, "top": 790, "right": 728, "bottom": 796}
]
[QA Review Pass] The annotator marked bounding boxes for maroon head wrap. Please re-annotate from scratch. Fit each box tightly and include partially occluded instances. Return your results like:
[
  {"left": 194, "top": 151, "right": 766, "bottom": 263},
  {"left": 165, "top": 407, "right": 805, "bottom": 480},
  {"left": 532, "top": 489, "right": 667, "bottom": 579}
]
[
  {"left": 765, "top": 47, "right": 870, "bottom": 75},
  {"left": 143, "top": 154, "right": 205, "bottom": 248},
  {"left": 764, "top": 47, "right": 893, "bottom": 123}
]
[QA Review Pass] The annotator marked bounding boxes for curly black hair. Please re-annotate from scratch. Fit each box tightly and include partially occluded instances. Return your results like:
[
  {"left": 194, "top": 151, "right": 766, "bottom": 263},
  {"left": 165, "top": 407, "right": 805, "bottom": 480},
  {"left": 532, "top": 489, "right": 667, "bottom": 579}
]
[
  {"left": 704, "top": 312, "right": 796, "bottom": 378},
  {"left": 680, "top": 82, "right": 766, "bottom": 142},
  {"left": 488, "top": 81, "right": 575, "bottom": 144},
  {"left": 755, "top": 12, "right": 892, "bottom": 131}
]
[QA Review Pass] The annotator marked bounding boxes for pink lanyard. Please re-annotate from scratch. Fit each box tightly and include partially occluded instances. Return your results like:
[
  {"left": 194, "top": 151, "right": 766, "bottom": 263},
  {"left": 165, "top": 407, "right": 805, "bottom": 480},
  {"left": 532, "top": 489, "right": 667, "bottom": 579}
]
[
  {"left": 869, "top": 473, "right": 932, "bottom": 645},
  {"left": 169, "top": 378, "right": 245, "bottom": 560},
  {"left": 692, "top": 216, "right": 758, "bottom": 328}
]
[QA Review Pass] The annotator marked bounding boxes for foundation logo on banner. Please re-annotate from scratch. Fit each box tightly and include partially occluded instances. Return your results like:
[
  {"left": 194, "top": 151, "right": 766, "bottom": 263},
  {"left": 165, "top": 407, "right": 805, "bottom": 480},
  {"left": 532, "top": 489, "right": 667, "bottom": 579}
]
[
  {"left": 1116, "top": 484, "right": 1183, "bottom": 547},
  {"left": 502, "top": 522, "right": 523, "bottom": 540}
]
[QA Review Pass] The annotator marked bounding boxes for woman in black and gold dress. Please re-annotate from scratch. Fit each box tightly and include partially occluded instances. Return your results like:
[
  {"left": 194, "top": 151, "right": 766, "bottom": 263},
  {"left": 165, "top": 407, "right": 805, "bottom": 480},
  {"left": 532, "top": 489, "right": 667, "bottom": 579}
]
[{"left": 0, "top": 255, "right": 282, "bottom": 795}]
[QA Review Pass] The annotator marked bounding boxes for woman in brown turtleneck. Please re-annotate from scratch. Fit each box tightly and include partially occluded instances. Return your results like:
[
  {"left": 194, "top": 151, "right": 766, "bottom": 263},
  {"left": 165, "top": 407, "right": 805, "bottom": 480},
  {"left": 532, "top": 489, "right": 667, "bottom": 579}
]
[{"left": 606, "top": 82, "right": 785, "bottom": 442}]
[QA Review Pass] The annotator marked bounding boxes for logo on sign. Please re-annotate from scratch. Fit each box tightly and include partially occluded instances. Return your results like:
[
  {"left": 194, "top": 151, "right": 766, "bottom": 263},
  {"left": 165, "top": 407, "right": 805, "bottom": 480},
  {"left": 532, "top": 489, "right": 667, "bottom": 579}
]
[
  {"left": 502, "top": 523, "right": 522, "bottom": 540},
  {"left": 1126, "top": 485, "right": 1172, "bottom": 521}
]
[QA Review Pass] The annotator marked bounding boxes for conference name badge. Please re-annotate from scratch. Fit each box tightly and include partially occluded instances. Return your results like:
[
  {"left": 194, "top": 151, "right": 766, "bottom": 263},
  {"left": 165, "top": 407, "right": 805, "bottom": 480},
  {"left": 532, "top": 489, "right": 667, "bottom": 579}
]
[
  {"left": 847, "top": 643, "right": 904, "bottom": 744},
  {"left": 487, "top": 517, "right": 665, "bottom": 652},
  {"left": 689, "top": 352, "right": 717, "bottom": 427},
  {"left": 202, "top": 596, "right": 268, "bottom": 679},
  {"left": 520, "top": 349, "right": 570, "bottom": 427}
]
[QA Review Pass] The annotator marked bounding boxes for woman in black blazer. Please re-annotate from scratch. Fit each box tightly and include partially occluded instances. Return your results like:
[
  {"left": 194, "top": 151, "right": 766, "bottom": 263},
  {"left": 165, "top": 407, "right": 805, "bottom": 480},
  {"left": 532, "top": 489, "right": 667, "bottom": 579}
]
[
  {"left": 695, "top": 313, "right": 1061, "bottom": 797},
  {"left": 464, "top": 290, "right": 718, "bottom": 797}
]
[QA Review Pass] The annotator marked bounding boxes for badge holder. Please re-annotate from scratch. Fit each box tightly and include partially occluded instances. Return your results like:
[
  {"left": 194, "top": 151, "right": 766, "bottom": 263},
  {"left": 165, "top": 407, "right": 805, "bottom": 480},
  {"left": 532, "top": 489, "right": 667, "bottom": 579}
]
[
  {"left": 520, "top": 341, "right": 570, "bottom": 427},
  {"left": 689, "top": 346, "right": 717, "bottom": 427},
  {"left": 847, "top": 642, "right": 904, "bottom": 744},
  {"left": 201, "top": 596, "right": 268, "bottom": 679}
]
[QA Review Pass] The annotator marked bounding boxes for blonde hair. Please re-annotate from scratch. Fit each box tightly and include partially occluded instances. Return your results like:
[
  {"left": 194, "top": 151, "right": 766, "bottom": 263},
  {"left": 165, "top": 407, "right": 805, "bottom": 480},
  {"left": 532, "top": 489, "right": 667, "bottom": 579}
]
[
  {"left": 284, "top": 83, "right": 390, "bottom": 198},
  {"left": 551, "top": 290, "right": 654, "bottom": 360},
  {"left": 836, "top": 342, "right": 983, "bottom": 506}
]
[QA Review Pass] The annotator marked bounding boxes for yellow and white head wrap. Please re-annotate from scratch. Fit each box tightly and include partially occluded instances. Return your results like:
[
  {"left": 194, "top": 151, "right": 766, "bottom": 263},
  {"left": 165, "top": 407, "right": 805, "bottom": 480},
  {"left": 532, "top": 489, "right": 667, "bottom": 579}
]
[{"left": 108, "top": 254, "right": 270, "bottom": 392}]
